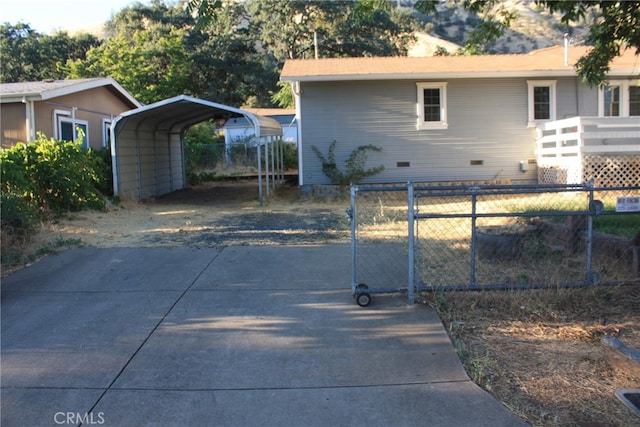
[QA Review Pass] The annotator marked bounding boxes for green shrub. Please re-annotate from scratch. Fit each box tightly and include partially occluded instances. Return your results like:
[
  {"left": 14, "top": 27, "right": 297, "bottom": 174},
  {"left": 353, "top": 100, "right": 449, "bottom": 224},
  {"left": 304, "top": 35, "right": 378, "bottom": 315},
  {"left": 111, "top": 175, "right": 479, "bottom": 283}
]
[
  {"left": 24, "top": 135, "right": 105, "bottom": 212},
  {"left": 311, "top": 140, "right": 384, "bottom": 186},
  {"left": 89, "top": 146, "right": 114, "bottom": 196},
  {"left": 1, "top": 133, "right": 107, "bottom": 234},
  {"left": 280, "top": 141, "right": 298, "bottom": 170},
  {"left": 0, "top": 192, "right": 38, "bottom": 234},
  {"left": 184, "top": 122, "right": 225, "bottom": 177}
]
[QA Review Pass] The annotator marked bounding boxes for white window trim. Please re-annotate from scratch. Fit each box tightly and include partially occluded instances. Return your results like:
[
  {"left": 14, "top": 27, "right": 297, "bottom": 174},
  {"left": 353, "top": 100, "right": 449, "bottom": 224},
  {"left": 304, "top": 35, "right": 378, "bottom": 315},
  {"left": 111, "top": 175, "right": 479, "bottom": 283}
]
[
  {"left": 598, "top": 80, "right": 639, "bottom": 117},
  {"left": 54, "top": 109, "right": 89, "bottom": 148},
  {"left": 416, "top": 82, "right": 448, "bottom": 130},
  {"left": 101, "top": 118, "right": 112, "bottom": 148},
  {"left": 53, "top": 109, "right": 71, "bottom": 140},
  {"left": 527, "top": 80, "right": 556, "bottom": 127}
]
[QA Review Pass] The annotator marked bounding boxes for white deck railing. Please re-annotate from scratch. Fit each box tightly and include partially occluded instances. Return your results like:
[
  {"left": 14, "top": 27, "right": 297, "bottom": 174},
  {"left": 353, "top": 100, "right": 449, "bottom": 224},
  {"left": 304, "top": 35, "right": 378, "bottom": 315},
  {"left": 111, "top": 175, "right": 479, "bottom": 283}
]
[{"left": 536, "top": 116, "right": 640, "bottom": 161}]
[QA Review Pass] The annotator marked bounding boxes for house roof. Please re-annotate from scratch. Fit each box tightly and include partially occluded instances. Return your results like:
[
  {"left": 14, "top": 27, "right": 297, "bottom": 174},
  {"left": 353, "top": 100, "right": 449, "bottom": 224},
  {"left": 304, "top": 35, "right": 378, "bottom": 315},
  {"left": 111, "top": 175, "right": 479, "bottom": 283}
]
[
  {"left": 0, "top": 77, "right": 141, "bottom": 108},
  {"left": 280, "top": 46, "right": 640, "bottom": 82}
]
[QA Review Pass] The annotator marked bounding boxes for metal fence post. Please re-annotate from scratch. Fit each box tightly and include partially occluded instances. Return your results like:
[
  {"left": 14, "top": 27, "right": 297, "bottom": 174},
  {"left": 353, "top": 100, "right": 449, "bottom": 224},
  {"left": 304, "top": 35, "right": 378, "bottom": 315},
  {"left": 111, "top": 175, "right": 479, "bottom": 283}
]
[
  {"left": 350, "top": 184, "right": 357, "bottom": 296},
  {"left": 407, "top": 182, "right": 415, "bottom": 304},
  {"left": 585, "top": 181, "right": 596, "bottom": 284},
  {"left": 470, "top": 187, "right": 478, "bottom": 288}
]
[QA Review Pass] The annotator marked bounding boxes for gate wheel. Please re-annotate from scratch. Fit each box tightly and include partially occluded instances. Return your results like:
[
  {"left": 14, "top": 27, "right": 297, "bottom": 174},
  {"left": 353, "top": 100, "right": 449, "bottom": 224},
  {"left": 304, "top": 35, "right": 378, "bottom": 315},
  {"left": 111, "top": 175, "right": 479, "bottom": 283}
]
[{"left": 356, "top": 292, "right": 372, "bottom": 307}]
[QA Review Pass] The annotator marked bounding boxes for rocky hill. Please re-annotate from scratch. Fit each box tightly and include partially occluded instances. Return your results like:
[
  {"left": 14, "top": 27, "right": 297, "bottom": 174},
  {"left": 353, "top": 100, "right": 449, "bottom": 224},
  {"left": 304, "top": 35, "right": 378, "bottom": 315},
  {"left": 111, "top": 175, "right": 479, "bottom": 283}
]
[{"left": 410, "top": 0, "right": 594, "bottom": 55}]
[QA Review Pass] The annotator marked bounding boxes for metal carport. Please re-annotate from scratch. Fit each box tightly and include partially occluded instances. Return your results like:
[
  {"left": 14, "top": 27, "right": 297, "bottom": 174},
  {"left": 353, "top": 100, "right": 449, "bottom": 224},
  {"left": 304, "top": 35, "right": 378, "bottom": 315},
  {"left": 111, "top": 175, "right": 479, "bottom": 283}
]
[{"left": 111, "top": 95, "right": 283, "bottom": 204}]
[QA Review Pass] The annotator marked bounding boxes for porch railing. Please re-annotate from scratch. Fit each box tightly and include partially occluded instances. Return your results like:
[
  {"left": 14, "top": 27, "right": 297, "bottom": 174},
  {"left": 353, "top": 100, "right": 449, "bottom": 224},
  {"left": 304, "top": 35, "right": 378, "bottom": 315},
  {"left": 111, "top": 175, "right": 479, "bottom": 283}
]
[{"left": 536, "top": 116, "right": 640, "bottom": 161}]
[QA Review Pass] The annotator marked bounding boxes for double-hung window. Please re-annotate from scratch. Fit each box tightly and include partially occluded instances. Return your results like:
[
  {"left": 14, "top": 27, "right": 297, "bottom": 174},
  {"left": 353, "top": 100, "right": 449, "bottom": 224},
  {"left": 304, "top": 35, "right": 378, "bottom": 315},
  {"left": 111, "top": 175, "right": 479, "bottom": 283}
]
[
  {"left": 630, "top": 85, "right": 640, "bottom": 116},
  {"left": 417, "top": 82, "right": 448, "bottom": 129},
  {"left": 527, "top": 80, "right": 556, "bottom": 126},
  {"left": 598, "top": 80, "right": 640, "bottom": 117}
]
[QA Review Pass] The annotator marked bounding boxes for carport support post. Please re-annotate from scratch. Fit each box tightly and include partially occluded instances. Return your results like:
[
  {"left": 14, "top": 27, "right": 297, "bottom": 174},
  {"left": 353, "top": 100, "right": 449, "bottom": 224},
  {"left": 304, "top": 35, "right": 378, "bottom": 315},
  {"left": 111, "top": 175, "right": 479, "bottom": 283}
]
[
  {"left": 279, "top": 139, "right": 284, "bottom": 182},
  {"left": 257, "top": 139, "right": 263, "bottom": 206},
  {"left": 264, "top": 138, "right": 270, "bottom": 199},
  {"left": 271, "top": 136, "right": 276, "bottom": 191}
]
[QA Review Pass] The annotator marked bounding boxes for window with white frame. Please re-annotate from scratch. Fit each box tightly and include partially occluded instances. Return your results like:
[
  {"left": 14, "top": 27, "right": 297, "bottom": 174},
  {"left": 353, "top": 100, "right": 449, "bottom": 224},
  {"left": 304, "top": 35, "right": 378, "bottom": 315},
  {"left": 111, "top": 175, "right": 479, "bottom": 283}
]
[
  {"left": 416, "top": 82, "right": 448, "bottom": 129},
  {"left": 54, "top": 109, "right": 89, "bottom": 148},
  {"left": 527, "top": 80, "right": 556, "bottom": 126},
  {"left": 598, "top": 80, "right": 640, "bottom": 117},
  {"left": 102, "top": 118, "right": 112, "bottom": 148},
  {"left": 630, "top": 85, "right": 640, "bottom": 116}
]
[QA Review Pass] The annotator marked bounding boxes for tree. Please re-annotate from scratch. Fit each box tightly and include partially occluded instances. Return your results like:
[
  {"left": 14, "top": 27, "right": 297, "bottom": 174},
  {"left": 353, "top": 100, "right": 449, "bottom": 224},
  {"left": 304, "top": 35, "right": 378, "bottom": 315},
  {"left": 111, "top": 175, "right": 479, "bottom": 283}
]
[
  {"left": 326, "top": 0, "right": 416, "bottom": 57},
  {"left": 0, "top": 23, "right": 99, "bottom": 82},
  {"left": 240, "top": 0, "right": 417, "bottom": 104},
  {"left": 66, "top": 1, "right": 278, "bottom": 106},
  {"left": 189, "top": 1, "right": 280, "bottom": 107},
  {"left": 193, "top": 0, "right": 417, "bottom": 62},
  {"left": 415, "top": 1, "right": 640, "bottom": 86},
  {"left": 0, "top": 23, "right": 41, "bottom": 82},
  {"left": 536, "top": 1, "right": 640, "bottom": 86},
  {"left": 67, "top": 28, "right": 194, "bottom": 104}
]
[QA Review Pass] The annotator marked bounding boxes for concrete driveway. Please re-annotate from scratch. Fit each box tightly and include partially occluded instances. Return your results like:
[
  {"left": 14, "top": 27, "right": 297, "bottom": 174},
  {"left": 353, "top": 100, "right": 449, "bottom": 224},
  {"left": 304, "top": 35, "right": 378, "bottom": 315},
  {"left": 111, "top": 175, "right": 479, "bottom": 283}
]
[{"left": 1, "top": 245, "right": 528, "bottom": 426}]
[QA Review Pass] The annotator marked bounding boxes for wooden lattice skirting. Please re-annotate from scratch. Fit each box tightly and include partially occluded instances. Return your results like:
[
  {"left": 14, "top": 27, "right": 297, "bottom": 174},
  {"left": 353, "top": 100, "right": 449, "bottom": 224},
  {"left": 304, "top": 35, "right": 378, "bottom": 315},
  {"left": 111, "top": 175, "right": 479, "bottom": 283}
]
[{"left": 538, "top": 155, "right": 640, "bottom": 187}]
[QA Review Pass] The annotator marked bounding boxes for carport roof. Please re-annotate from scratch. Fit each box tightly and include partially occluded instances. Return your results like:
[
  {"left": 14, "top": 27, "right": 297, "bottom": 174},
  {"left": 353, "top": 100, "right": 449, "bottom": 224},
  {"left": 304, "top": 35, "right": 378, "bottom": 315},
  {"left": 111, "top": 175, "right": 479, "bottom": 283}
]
[{"left": 113, "top": 95, "right": 283, "bottom": 138}]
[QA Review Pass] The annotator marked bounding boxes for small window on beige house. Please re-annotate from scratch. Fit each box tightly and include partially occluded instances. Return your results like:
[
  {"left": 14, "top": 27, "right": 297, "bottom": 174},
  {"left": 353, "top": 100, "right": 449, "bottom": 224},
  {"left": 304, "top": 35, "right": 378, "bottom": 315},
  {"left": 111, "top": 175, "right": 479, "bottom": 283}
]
[
  {"left": 102, "top": 118, "right": 112, "bottom": 148},
  {"left": 54, "top": 109, "right": 89, "bottom": 149}
]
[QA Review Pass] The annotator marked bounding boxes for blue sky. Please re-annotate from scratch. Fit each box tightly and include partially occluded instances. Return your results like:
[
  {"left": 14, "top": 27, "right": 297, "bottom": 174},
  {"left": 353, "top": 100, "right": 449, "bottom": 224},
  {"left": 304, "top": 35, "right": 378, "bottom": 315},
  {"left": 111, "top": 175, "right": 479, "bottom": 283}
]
[{"left": 1, "top": 0, "right": 154, "bottom": 33}]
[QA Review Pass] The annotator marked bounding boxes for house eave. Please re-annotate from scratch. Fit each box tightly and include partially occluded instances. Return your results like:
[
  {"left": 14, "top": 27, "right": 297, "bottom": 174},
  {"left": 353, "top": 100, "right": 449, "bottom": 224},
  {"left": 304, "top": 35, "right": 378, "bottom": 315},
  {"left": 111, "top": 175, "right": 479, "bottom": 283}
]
[
  {"left": 281, "top": 69, "right": 638, "bottom": 83},
  {"left": 0, "top": 77, "right": 141, "bottom": 108}
]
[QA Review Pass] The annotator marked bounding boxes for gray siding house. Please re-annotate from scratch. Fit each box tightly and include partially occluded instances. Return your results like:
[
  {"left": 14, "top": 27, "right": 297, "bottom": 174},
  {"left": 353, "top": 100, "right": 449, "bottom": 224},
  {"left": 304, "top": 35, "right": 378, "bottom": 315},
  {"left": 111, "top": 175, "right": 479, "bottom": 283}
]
[{"left": 280, "top": 46, "right": 640, "bottom": 189}]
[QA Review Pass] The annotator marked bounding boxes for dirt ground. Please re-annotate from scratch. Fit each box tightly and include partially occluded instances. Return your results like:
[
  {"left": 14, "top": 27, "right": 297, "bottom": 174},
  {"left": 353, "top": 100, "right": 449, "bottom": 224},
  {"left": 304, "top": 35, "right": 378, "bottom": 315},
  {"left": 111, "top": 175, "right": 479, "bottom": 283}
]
[{"left": 4, "top": 180, "right": 640, "bottom": 426}]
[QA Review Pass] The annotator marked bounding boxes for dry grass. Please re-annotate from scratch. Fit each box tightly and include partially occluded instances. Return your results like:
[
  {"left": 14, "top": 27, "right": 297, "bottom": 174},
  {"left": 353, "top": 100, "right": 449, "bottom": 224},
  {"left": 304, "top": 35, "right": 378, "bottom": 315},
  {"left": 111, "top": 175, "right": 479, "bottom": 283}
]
[
  {"left": 4, "top": 180, "right": 640, "bottom": 425},
  {"left": 421, "top": 286, "right": 640, "bottom": 426}
]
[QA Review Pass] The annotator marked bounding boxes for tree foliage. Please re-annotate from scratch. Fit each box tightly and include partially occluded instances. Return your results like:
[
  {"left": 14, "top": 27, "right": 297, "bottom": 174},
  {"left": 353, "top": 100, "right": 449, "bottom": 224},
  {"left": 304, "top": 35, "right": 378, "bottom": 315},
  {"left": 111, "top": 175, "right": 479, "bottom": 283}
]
[
  {"left": 241, "top": 0, "right": 416, "bottom": 61},
  {"left": 0, "top": 133, "right": 107, "bottom": 226},
  {"left": 535, "top": 0, "right": 640, "bottom": 86},
  {"left": 64, "top": 1, "right": 278, "bottom": 106},
  {"left": 414, "top": 0, "right": 640, "bottom": 86},
  {"left": 3, "top": 0, "right": 638, "bottom": 103},
  {"left": 66, "top": 27, "right": 194, "bottom": 104},
  {"left": 0, "top": 23, "right": 99, "bottom": 82}
]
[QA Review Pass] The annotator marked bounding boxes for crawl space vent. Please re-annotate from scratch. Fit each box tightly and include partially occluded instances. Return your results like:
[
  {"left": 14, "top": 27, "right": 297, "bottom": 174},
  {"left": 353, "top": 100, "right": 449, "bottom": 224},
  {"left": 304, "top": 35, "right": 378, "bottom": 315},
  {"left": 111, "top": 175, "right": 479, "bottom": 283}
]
[{"left": 616, "top": 389, "right": 640, "bottom": 417}]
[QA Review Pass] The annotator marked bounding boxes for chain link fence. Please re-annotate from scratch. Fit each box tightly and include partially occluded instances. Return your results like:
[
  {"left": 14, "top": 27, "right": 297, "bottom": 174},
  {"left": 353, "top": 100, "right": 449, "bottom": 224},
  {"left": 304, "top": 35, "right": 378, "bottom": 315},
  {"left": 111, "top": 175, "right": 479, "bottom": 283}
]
[
  {"left": 186, "top": 141, "right": 263, "bottom": 177},
  {"left": 350, "top": 182, "right": 640, "bottom": 306}
]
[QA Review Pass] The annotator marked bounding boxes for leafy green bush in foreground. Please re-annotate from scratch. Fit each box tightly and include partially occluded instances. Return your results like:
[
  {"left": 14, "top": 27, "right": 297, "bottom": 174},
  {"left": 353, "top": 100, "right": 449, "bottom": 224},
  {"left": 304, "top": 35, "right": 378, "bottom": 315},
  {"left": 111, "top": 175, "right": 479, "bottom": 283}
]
[{"left": 1, "top": 133, "right": 109, "bottom": 234}]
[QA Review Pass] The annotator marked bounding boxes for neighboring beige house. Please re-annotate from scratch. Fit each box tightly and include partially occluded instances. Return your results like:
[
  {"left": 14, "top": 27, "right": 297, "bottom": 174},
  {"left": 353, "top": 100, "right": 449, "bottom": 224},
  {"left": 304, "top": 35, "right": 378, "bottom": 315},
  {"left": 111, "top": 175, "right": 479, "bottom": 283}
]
[
  {"left": 0, "top": 77, "right": 141, "bottom": 149},
  {"left": 281, "top": 45, "right": 640, "bottom": 189}
]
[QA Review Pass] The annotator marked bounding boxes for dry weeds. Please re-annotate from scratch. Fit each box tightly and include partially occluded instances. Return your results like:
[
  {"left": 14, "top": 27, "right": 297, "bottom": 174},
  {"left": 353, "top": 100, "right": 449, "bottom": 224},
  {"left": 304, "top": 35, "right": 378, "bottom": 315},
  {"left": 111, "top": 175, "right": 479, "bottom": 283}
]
[
  {"left": 422, "top": 287, "right": 640, "bottom": 426},
  {"left": 3, "top": 180, "right": 640, "bottom": 426}
]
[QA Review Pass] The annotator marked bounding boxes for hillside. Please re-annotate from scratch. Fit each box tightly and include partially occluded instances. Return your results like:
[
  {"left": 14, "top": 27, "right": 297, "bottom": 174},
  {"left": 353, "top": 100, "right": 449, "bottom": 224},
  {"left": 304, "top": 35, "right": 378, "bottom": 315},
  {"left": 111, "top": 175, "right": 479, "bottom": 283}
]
[
  {"left": 62, "top": 0, "right": 594, "bottom": 56},
  {"left": 411, "top": 0, "right": 593, "bottom": 55}
]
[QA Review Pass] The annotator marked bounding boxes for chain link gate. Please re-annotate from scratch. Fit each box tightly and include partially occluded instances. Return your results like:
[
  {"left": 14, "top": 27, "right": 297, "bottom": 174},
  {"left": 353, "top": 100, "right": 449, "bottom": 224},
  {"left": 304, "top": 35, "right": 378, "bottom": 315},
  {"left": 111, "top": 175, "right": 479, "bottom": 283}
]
[
  {"left": 351, "top": 182, "right": 639, "bottom": 307},
  {"left": 349, "top": 184, "right": 410, "bottom": 306}
]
